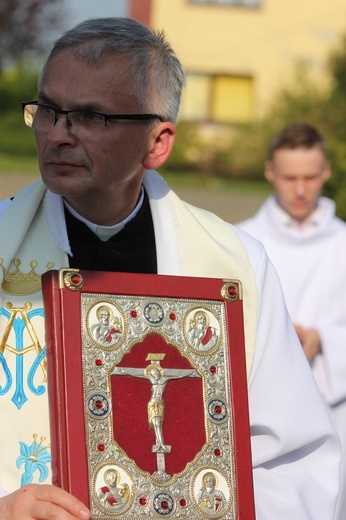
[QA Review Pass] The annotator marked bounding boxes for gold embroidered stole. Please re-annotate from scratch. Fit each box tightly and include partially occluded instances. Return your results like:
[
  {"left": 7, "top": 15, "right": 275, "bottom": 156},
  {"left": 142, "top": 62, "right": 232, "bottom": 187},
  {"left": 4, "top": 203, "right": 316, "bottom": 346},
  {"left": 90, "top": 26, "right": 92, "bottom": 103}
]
[{"left": 0, "top": 181, "right": 67, "bottom": 492}]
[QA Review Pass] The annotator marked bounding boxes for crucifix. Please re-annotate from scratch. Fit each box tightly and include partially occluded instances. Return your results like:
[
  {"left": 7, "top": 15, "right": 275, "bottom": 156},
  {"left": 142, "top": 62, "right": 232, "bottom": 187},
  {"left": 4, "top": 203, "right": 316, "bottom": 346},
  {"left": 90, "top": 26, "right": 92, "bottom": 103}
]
[{"left": 112, "top": 353, "right": 200, "bottom": 482}]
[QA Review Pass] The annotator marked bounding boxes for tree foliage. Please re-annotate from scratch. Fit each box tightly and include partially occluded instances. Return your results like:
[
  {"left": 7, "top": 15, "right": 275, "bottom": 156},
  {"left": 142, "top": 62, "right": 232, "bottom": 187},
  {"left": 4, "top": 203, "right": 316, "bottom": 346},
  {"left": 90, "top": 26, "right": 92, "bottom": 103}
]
[
  {"left": 1, "top": 8, "right": 346, "bottom": 218},
  {"left": 171, "top": 38, "right": 346, "bottom": 219},
  {"left": 328, "top": 33, "right": 346, "bottom": 95},
  {"left": 0, "top": 0, "right": 66, "bottom": 69}
]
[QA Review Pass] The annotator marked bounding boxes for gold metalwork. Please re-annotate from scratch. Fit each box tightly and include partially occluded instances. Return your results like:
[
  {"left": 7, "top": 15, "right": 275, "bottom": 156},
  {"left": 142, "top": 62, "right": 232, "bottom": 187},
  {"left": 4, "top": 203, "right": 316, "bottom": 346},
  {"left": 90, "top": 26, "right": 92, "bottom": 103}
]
[
  {"left": 221, "top": 280, "right": 242, "bottom": 303},
  {"left": 59, "top": 268, "right": 84, "bottom": 291},
  {"left": 81, "top": 292, "right": 238, "bottom": 519}
]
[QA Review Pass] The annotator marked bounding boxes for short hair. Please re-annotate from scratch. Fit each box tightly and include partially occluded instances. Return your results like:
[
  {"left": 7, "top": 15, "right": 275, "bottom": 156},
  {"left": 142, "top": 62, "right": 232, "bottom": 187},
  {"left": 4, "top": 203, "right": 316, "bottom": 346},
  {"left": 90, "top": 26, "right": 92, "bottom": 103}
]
[
  {"left": 40, "top": 17, "right": 185, "bottom": 124},
  {"left": 268, "top": 123, "right": 328, "bottom": 161}
]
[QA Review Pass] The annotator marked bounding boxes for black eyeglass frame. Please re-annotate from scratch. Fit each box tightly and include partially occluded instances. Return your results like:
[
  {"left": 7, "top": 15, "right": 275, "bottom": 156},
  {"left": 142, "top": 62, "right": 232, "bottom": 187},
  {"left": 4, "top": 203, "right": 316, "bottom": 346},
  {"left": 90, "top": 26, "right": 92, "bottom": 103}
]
[{"left": 22, "top": 100, "right": 165, "bottom": 126}]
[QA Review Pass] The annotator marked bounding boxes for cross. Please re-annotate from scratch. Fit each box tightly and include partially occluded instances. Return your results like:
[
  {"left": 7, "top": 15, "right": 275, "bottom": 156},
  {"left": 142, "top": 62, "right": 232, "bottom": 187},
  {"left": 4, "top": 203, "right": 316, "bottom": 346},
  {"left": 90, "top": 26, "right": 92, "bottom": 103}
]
[{"left": 112, "top": 353, "right": 200, "bottom": 481}]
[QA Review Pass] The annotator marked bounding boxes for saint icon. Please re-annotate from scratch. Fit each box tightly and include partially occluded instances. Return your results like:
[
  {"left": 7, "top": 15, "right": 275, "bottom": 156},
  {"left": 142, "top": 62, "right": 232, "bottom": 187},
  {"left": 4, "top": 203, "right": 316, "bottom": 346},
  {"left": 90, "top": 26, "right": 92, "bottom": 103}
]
[
  {"left": 97, "top": 467, "right": 130, "bottom": 512},
  {"left": 187, "top": 310, "right": 219, "bottom": 351},
  {"left": 197, "top": 471, "right": 227, "bottom": 515},
  {"left": 90, "top": 304, "right": 122, "bottom": 346}
]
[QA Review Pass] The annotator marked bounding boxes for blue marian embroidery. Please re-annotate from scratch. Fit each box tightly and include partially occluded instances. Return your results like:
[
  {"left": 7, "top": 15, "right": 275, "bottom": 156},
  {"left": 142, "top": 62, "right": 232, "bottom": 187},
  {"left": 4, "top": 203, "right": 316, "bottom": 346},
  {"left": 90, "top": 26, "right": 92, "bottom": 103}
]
[
  {"left": 0, "top": 305, "right": 46, "bottom": 409},
  {"left": 16, "top": 434, "right": 51, "bottom": 486}
]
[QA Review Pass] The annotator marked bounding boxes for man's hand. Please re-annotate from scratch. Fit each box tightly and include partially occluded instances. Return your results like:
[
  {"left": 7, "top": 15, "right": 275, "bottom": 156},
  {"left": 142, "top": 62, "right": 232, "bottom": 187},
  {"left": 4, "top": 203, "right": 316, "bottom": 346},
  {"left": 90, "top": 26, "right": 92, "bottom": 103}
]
[
  {"left": 295, "top": 325, "right": 321, "bottom": 362},
  {"left": 0, "top": 484, "right": 90, "bottom": 520}
]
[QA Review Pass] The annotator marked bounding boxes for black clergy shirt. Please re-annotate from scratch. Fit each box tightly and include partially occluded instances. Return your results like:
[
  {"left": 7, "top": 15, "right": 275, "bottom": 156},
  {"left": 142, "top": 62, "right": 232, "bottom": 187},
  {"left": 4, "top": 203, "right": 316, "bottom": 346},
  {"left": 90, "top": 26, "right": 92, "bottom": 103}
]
[{"left": 65, "top": 191, "right": 157, "bottom": 274}]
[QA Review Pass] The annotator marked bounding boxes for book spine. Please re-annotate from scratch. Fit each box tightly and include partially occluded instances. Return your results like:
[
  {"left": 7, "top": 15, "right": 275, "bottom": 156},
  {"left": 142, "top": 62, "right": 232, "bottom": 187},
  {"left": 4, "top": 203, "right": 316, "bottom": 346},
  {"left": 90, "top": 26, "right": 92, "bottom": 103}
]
[{"left": 42, "top": 270, "right": 68, "bottom": 490}]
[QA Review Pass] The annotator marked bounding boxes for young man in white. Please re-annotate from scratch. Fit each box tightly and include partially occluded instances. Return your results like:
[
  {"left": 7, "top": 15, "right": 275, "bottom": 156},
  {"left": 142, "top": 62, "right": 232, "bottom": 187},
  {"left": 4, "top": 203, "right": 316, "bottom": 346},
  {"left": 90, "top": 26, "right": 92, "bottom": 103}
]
[{"left": 238, "top": 122, "right": 346, "bottom": 520}]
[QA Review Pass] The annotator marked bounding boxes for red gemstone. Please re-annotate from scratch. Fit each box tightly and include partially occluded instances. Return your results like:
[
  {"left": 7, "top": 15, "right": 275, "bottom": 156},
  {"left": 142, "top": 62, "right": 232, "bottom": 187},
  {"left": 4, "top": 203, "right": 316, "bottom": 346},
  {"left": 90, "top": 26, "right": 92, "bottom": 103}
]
[
  {"left": 169, "top": 313, "right": 176, "bottom": 321},
  {"left": 215, "top": 405, "right": 222, "bottom": 414},
  {"left": 228, "top": 285, "right": 237, "bottom": 296},
  {"left": 95, "top": 400, "right": 103, "bottom": 409},
  {"left": 71, "top": 273, "right": 81, "bottom": 284},
  {"left": 161, "top": 501, "right": 169, "bottom": 509},
  {"left": 95, "top": 358, "right": 103, "bottom": 366},
  {"left": 214, "top": 448, "right": 222, "bottom": 457},
  {"left": 210, "top": 365, "right": 217, "bottom": 374},
  {"left": 98, "top": 443, "right": 106, "bottom": 452},
  {"left": 180, "top": 498, "right": 187, "bottom": 507},
  {"left": 130, "top": 310, "right": 138, "bottom": 318},
  {"left": 139, "top": 497, "right": 147, "bottom": 506}
]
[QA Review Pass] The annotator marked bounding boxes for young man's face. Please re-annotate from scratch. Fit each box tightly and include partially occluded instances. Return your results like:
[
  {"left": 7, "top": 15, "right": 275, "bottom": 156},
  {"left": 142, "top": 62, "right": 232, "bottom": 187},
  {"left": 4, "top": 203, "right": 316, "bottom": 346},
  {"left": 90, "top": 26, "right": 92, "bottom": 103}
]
[{"left": 265, "top": 146, "right": 331, "bottom": 223}]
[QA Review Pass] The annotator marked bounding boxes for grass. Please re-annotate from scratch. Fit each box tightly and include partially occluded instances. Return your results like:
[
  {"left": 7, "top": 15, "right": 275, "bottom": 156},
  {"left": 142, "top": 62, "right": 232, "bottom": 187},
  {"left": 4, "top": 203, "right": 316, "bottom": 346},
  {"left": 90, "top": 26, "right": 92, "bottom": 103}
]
[
  {"left": 0, "top": 153, "right": 38, "bottom": 174},
  {"left": 160, "top": 170, "right": 272, "bottom": 194},
  {"left": 0, "top": 153, "right": 272, "bottom": 195}
]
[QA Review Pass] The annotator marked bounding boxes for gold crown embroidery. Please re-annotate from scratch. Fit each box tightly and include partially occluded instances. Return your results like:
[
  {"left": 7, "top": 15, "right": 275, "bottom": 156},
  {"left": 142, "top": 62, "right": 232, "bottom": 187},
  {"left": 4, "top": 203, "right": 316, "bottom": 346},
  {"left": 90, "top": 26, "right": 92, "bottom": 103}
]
[{"left": 0, "top": 258, "right": 54, "bottom": 296}]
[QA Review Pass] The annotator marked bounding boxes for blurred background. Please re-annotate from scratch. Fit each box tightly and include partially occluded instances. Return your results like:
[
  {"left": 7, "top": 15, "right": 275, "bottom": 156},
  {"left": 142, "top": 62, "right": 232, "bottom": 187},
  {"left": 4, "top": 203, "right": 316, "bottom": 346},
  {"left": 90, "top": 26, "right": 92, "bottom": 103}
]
[{"left": 1, "top": 0, "right": 346, "bottom": 221}]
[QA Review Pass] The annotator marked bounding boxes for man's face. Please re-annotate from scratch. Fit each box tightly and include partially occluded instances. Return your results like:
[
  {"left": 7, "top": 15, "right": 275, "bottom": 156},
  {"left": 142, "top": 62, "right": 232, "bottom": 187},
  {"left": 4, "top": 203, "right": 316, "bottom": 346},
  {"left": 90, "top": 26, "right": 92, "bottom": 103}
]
[
  {"left": 35, "top": 50, "right": 153, "bottom": 220},
  {"left": 150, "top": 368, "right": 160, "bottom": 380},
  {"left": 205, "top": 475, "right": 215, "bottom": 491},
  {"left": 100, "top": 311, "right": 110, "bottom": 325},
  {"left": 196, "top": 313, "right": 206, "bottom": 327},
  {"left": 265, "top": 146, "right": 330, "bottom": 223},
  {"left": 106, "top": 471, "right": 117, "bottom": 487}
]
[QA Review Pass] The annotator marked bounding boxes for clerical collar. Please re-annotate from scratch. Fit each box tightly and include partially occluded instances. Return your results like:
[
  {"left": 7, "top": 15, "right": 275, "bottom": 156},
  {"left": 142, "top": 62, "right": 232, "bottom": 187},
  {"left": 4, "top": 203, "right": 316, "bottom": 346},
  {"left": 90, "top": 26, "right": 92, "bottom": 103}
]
[
  {"left": 272, "top": 196, "right": 321, "bottom": 231},
  {"left": 63, "top": 187, "right": 145, "bottom": 241}
]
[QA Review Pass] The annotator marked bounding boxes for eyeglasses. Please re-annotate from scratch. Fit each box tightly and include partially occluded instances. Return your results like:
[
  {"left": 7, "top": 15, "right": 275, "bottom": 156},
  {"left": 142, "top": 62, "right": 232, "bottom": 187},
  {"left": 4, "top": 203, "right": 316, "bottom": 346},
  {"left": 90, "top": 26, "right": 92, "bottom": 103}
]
[{"left": 22, "top": 101, "right": 164, "bottom": 138}]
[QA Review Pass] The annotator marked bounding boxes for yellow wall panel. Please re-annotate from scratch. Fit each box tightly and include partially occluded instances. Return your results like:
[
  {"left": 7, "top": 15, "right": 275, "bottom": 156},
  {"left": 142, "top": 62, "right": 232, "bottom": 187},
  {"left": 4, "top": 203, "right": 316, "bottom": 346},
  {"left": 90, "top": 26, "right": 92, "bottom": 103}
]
[
  {"left": 179, "top": 74, "right": 210, "bottom": 120},
  {"left": 212, "top": 76, "right": 253, "bottom": 123},
  {"left": 150, "top": 0, "right": 346, "bottom": 118}
]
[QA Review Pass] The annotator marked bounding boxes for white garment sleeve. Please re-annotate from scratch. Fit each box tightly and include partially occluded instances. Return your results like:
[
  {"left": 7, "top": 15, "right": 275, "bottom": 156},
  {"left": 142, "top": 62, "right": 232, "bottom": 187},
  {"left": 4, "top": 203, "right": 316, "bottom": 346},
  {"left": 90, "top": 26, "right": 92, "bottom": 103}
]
[
  {"left": 0, "top": 199, "right": 11, "bottom": 219},
  {"left": 312, "top": 265, "right": 346, "bottom": 406},
  {"left": 234, "top": 228, "right": 340, "bottom": 520}
]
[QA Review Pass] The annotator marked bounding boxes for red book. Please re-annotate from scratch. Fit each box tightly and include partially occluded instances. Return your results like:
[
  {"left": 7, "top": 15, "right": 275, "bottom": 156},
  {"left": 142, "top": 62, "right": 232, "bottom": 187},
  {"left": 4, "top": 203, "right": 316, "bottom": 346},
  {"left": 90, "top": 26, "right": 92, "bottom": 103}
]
[{"left": 42, "top": 268, "right": 255, "bottom": 519}]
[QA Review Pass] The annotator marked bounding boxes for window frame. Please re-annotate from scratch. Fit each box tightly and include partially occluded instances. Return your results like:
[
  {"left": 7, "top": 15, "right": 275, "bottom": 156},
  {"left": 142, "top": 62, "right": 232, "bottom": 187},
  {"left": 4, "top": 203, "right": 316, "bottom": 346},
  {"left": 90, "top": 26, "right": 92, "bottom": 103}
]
[{"left": 188, "top": 0, "right": 261, "bottom": 8}]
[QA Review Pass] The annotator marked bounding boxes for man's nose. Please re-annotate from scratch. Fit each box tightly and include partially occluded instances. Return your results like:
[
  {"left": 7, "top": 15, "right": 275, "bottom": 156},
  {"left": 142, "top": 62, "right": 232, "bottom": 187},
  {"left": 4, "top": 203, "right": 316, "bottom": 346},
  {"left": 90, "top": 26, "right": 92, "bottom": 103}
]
[
  {"left": 53, "top": 112, "right": 72, "bottom": 130},
  {"left": 47, "top": 113, "right": 76, "bottom": 143},
  {"left": 295, "top": 179, "right": 306, "bottom": 197}
]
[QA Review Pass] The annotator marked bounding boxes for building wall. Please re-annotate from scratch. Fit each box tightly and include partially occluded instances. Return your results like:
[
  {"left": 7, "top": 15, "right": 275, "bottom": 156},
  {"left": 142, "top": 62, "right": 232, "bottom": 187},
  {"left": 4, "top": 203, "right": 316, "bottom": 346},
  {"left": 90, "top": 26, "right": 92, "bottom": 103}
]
[{"left": 132, "top": 0, "right": 346, "bottom": 124}]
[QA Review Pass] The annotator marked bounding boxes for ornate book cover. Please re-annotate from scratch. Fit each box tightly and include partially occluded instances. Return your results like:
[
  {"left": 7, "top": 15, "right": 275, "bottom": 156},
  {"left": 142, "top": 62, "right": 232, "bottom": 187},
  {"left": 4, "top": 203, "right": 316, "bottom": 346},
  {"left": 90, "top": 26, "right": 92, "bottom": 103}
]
[{"left": 41, "top": 268, "right": 255, "bottom": 519}]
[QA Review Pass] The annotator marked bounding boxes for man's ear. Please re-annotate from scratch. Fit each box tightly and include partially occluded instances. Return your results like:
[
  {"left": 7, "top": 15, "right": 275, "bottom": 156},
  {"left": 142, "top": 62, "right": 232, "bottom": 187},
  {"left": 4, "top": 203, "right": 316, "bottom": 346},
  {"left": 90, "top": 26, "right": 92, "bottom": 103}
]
[
  {"left": 142, "top": 122, "right": 176, "bottom": 170},
  {"left": 264, "top": 161, "right": 275, "bottom": 183},
  {"left": 323, "top": 161, "right": 331, "bottom": 183}
]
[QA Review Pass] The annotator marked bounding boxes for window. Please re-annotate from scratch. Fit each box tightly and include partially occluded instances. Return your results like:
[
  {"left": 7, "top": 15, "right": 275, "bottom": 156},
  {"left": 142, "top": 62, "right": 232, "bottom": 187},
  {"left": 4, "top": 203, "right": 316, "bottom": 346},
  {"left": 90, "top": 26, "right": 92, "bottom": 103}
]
[
  {"left": 179, "top": 73, "right": 254, "bottom": 124},
  {"left": 189, "top": 0, "right": 260, "bottom": 7}
]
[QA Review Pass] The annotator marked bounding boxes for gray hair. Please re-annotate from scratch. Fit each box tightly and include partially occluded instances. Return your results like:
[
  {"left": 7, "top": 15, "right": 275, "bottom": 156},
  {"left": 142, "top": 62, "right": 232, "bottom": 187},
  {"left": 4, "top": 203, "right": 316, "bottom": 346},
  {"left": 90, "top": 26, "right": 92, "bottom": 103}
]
[{"left": 40, "top": 17, "right": 185, "bottom": 124}]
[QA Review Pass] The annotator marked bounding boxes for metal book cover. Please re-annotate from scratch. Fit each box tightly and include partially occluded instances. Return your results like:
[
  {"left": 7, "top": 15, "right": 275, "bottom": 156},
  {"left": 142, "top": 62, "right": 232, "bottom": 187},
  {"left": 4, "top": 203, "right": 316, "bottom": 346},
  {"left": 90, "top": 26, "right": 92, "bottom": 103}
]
[{"left": 41, "top": 268, "right": 255, "bottom": 520}]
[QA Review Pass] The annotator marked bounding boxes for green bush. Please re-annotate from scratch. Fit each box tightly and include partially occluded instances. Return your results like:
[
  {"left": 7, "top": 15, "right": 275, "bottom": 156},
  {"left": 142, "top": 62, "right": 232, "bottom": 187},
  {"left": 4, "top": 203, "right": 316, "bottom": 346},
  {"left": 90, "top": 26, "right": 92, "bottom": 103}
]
[
  {"left": 163, "top": 122, "right": 205, "bottom": 172},
  {"left": 323, "top": 139, "right": 346, "bottom": 220},
  {"left": 165, "top": 62, "right": 346, "bottom": 220},
  {"left": 1, "top": 49, "right": 346, "bottom": 220},
  {"left": 0, "top": 111, "right": 37, "bottom": 156},
  {"left": 0, "top": 62, "right": 38, "bottom": 156},
  {"left": 0, "top": 63, "right": 39, "bottom": 113}
]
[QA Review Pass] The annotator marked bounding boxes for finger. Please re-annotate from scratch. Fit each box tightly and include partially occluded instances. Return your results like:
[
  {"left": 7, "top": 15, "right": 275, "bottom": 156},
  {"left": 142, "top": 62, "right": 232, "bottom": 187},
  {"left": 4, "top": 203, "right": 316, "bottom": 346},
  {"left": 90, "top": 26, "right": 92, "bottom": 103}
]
[
  {"left": 0, "top": 485, "right": 90, "bottom": 520},
  {"left": 32, "top": 485, "right": 90, "bottom": 519}
]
